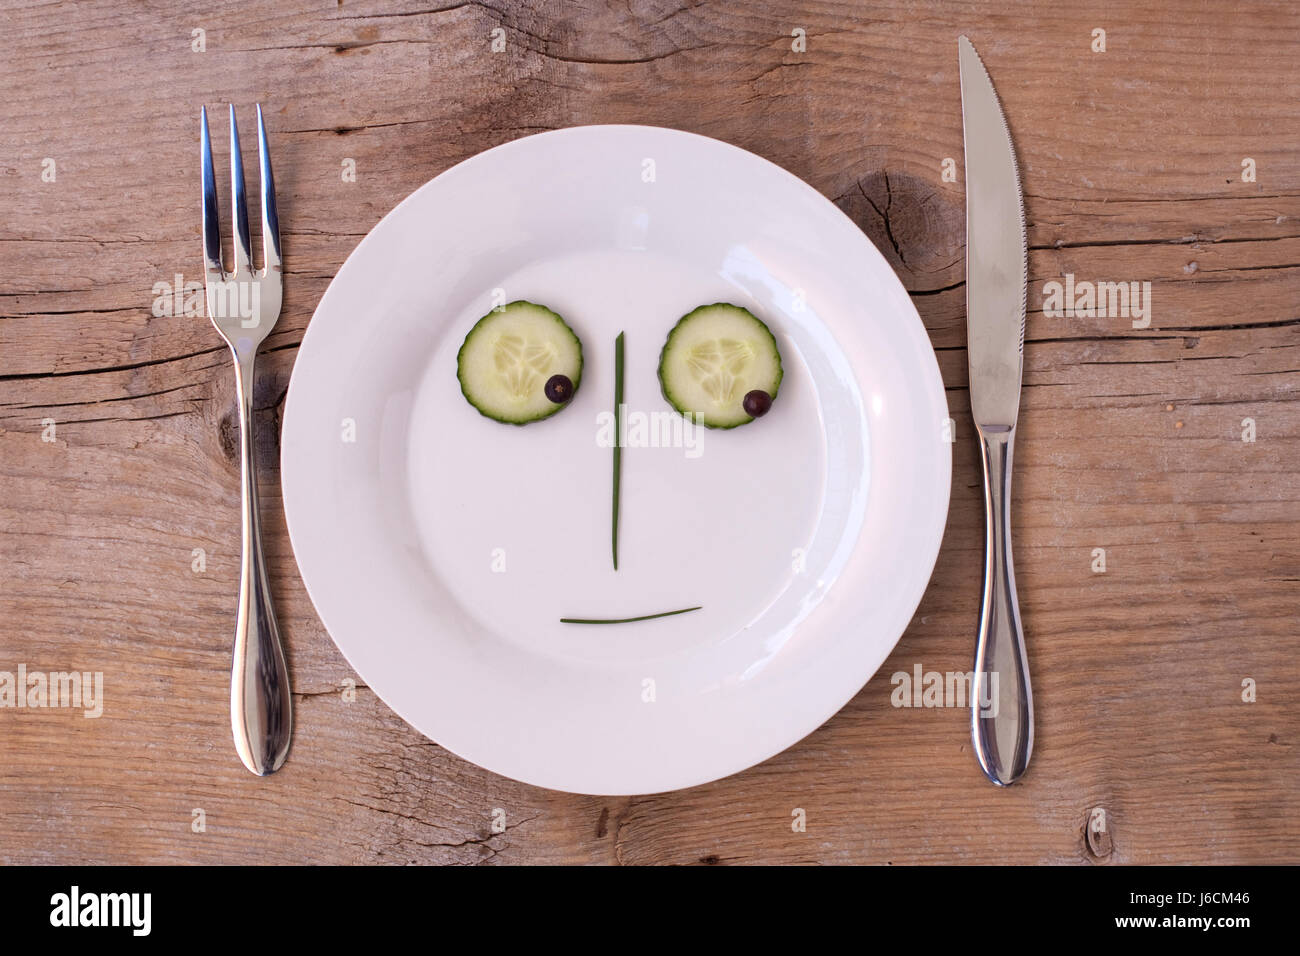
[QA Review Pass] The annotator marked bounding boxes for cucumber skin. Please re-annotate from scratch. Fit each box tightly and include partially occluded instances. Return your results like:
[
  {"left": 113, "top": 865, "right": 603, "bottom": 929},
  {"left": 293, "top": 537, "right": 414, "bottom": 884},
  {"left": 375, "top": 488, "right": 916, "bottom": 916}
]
[
  {"left": 456, "top": 300, "right": 584, "bottom": 426},
  {"left": 657, "top": 303, "right": 784, "bottom": 430}
]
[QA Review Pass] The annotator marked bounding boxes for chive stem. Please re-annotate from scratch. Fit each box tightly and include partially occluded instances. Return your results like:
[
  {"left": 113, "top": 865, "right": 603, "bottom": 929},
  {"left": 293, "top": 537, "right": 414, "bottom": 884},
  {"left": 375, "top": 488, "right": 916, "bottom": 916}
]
[
  {"left": 560, "top": 606, "right": 702, "bottom": 625},
  {"left": 612, "top": 331, "right": 625, "bottom": 570}
]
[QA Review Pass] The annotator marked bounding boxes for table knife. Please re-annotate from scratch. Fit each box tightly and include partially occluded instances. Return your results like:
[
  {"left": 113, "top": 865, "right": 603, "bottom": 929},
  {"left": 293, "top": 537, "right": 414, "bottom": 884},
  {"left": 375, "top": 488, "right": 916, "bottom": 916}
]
[{"left": 959, "top": 35, "right": 1033, "bottom": 786}]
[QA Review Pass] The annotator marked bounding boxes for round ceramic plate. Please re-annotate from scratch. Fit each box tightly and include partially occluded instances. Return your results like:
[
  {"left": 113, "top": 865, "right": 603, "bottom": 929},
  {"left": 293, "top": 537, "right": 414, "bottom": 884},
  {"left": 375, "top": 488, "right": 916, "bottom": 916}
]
[{"left": 282, "top": 125, "right": 950, "bottom": 795}]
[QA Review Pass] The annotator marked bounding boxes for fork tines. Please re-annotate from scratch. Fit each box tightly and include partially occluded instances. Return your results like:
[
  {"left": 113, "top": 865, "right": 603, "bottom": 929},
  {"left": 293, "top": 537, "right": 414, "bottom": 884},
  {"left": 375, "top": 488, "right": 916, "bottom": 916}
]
[{"left": 201, "top": 104, "right": 281, "bottom": 283}]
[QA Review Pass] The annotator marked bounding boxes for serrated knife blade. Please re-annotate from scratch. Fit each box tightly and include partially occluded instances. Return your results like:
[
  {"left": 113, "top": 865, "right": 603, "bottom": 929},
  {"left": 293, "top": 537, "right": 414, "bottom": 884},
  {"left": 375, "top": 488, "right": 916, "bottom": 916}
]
[
  {"left": 959, "top": 34, "right": 1034, "bottom": 787},
  {"left": 960, "top": 35, "right": 1027, "bottom": 428}
]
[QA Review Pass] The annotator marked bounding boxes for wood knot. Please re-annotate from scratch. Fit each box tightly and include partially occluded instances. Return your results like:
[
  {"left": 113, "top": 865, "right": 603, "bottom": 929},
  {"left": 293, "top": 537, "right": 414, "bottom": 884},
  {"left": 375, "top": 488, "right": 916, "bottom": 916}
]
[
  {"left": 835, "top": 169, "right": 963, "bottom": 290},
  {"left": 218, "top": 411, "right": 239, "bottom": 464}
]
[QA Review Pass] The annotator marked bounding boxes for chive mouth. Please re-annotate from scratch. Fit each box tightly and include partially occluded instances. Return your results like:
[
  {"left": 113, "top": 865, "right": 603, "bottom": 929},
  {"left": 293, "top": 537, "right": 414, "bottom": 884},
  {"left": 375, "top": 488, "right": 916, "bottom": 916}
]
[{"left": 560, "top": 606, "right": 702, "bottom": 625}]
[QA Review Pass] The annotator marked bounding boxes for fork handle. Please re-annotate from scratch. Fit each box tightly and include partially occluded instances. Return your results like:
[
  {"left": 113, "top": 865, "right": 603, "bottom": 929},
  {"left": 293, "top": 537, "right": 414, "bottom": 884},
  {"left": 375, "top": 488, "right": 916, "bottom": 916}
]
[
  {"left": 971, "top": 424, "right": 1033, "bottom": 786},
  {"left": 229, "top": 349, "right": 293, "bottom": 775}
]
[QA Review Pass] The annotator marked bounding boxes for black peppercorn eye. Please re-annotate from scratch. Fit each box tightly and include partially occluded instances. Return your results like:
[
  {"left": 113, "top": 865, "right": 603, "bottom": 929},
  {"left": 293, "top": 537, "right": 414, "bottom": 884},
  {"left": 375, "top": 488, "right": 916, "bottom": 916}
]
[
  {"left": 742, "top": 389, "right": 772, "bottom": 418},
  {"left": 545, "top": 374, "right": 574, "bottom": 404}
]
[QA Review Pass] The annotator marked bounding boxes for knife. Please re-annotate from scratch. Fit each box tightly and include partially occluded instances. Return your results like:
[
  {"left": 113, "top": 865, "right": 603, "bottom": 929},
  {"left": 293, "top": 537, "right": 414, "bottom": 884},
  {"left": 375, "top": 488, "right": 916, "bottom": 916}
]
[{"left": 958, "top": 35, "right": 1033, "bottom": 786}]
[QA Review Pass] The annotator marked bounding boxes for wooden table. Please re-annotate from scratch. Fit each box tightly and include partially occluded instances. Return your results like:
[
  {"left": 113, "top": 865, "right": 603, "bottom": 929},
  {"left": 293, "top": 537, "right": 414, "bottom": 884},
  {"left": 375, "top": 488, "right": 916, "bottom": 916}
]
[{"left": 2, "top": 0, "right": 1297, "bottom": 865}]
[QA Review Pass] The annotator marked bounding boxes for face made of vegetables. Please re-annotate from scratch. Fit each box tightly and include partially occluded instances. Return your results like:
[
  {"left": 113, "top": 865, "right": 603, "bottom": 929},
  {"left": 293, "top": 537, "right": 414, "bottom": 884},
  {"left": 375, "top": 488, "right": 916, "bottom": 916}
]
[{"left": 456, "top": 300, "right": 783, "bottom": 624}]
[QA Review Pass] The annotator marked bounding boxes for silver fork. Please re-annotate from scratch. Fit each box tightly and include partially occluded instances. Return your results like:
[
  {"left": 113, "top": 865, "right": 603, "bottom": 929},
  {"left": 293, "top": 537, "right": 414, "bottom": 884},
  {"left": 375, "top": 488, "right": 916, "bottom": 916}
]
[{"left": 201, "top": 104, "right": 292, "bottom": 775}]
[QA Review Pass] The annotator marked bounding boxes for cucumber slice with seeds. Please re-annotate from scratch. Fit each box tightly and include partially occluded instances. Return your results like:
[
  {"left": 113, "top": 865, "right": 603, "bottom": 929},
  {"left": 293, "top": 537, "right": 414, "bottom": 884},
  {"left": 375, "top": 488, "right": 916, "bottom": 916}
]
[
  {"left": 457, "top": 301, "right": 583, "bottom": 424},
  {"left": 658, "top": 303, "right": 783, "bottom": 429}
]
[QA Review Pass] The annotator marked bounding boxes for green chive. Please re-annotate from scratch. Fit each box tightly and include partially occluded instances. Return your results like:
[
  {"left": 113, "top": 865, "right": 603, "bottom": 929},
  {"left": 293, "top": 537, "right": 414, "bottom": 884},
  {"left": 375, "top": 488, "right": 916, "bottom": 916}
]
[
  {"left": 560, "top": 606, "right": 702, "bottom": 625},
  {"left": 612, "top": 331, "right": 625, "bottom": 570}
]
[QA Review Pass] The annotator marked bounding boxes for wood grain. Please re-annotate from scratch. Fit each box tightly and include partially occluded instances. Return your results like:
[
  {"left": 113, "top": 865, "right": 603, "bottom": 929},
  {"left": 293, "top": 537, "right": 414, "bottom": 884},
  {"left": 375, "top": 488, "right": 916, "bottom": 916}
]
[{"left": 1, "top": 0, "right": 1297, "bottom": 864}]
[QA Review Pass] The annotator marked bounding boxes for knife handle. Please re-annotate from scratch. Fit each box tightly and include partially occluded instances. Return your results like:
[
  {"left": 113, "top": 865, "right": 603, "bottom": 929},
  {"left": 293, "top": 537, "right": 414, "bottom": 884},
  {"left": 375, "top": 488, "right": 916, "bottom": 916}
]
[{"left": 972, "top": 424, "right": 1033, "bottom": 785}]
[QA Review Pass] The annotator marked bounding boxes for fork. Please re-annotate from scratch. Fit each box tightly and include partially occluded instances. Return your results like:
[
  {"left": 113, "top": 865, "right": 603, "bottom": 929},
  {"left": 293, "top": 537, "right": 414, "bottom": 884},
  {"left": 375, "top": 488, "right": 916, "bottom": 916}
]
[{"left": 201, "top": 104, "right": 292, "bottom": 775}]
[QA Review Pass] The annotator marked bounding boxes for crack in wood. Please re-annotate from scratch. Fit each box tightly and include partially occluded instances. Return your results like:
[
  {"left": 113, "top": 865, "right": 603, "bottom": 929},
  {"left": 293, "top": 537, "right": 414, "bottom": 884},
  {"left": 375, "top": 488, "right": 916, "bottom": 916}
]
[
  {"left": 0, "top": 381, "right": 207, "bottom": 412},
  {"left": 1032, "top": 233, "right": 1300, "bottom": 251},
  {"left": 0, "top": 346, "right": 227, "bottom": 382},
  {"left": 324, "top": 1, "right": 495, "bottom": 23}
]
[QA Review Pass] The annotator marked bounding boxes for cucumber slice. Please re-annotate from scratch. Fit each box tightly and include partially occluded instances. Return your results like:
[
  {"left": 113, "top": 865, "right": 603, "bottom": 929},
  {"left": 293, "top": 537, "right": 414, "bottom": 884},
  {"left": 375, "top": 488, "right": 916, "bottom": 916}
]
[
  {"left": 658, "top": 303, "right": 783, "bottom": 429},
  {"left": 457, "top": 301, "right": 583, "bottom": 424}
]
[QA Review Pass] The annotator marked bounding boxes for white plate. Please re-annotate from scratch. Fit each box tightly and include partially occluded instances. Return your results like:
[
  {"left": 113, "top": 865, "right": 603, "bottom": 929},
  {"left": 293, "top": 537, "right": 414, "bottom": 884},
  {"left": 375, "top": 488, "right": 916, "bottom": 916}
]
[{"left": 282, "top": 125, "right": 951, "bottom": 794}]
